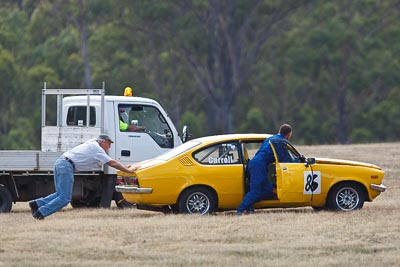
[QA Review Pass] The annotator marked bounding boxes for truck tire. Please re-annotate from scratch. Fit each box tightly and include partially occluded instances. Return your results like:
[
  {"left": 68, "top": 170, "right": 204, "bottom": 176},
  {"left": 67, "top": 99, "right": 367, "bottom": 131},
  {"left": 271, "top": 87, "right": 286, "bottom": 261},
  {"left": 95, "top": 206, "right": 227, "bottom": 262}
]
[
  {"left": 0, "top": 186, "right": 12, "bottom": 212},
  {"left": 70, "top": 199, "right": 100, "bottom": 208}
]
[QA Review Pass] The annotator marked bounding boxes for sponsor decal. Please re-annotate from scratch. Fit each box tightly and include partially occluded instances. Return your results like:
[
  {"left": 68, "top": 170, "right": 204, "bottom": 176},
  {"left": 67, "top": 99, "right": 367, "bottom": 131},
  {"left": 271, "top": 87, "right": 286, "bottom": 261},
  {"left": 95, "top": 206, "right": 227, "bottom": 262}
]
[
  {"left": 208, "top": 156, "right": 234, "bottom": 164},
  {"left": 303, "top": 171, "right": 321, "bottom": 194}
]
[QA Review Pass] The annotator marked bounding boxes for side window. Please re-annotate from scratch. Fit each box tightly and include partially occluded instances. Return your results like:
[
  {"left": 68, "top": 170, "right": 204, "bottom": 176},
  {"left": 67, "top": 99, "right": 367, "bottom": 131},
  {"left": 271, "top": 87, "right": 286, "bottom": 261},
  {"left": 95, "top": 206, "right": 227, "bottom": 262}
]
[
  {"left": 271, "top": 140, "right": 300, "bottom": 163},
  {"left": 118, "top": 104, "right": 174, "bottom": 148},
  {"left": 66, "top": 106, "right": 96, "bottom": 126},
  {"left": 286, "top": 146, "right": 301, "bottom": 162},
  {"left": 193, "top": 142, "right": 240, "bottom": 165}
]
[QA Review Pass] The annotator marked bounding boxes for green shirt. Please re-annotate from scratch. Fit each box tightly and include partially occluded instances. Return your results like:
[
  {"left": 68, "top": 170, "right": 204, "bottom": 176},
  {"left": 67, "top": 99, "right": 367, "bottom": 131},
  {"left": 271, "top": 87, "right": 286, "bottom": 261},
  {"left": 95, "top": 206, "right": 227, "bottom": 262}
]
[{"left": 120, "top": 120, "right": 128, "bottom": 131}]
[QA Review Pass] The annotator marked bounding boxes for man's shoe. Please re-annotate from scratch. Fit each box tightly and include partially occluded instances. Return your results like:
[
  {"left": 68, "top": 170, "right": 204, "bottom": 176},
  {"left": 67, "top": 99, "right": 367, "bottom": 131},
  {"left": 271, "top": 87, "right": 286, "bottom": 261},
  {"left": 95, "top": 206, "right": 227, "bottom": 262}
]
[
  {"left": 234, "top": 211, "right": 244, "bottom": 216},
  {"left": 29, "top": 201, "right": 38, "bottom": 216},
  {"left": 116, "top": 199, "right": 136, "bottom": 209},
  {"left": 32, "top": 210, "right": 44, "bottom": 220}
]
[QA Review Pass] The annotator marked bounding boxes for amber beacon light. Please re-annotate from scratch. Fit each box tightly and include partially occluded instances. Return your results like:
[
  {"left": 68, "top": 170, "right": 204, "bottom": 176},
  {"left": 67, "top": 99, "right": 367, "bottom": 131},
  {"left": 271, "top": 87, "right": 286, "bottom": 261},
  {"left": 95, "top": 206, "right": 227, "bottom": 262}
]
[{"left": 124, "top": 87, "right": 133, "bottom": 96}]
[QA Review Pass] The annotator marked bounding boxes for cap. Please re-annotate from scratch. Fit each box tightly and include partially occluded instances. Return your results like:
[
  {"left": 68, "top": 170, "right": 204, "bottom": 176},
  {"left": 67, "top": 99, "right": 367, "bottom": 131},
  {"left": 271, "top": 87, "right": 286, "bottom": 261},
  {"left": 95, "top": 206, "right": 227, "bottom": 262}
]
[{"left": 97, "top": 134, "right": 114, "bottom": 143}]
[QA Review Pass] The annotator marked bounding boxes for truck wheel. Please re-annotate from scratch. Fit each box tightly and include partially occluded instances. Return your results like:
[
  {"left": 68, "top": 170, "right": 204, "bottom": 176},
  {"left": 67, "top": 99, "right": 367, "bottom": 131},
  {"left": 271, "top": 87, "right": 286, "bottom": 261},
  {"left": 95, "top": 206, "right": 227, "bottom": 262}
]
[
  {"left": 70, "top": 199, "right": 100, "bottom": 208},
  {"left": 0, "top": 186, "right": 12, "bottom": 212}
]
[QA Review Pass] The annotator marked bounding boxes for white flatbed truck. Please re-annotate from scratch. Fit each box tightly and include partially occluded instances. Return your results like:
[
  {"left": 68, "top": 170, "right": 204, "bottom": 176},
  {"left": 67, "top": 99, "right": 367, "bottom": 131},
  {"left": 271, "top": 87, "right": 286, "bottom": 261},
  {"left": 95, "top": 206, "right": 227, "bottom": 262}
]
[{"left": 0, "top": 83, "right": 188, "bottom": 212}]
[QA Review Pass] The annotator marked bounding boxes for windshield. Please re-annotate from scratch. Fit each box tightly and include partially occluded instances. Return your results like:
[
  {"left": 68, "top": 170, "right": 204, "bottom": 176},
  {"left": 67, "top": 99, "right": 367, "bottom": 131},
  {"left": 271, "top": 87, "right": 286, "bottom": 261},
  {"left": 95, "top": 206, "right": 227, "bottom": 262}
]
[{"left": 156, "top": 140, "right": 202, "bottom": 160}]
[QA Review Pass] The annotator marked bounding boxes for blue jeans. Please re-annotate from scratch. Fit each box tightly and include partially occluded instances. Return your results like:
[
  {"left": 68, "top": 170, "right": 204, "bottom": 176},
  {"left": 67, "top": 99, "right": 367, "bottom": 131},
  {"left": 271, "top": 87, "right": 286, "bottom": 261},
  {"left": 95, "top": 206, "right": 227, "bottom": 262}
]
[
  {"left": 237, "top": 158, "right": 273, "bottom": 212},
  {"left": 35, "top": 158, "right": 74, "bottom": 217}
]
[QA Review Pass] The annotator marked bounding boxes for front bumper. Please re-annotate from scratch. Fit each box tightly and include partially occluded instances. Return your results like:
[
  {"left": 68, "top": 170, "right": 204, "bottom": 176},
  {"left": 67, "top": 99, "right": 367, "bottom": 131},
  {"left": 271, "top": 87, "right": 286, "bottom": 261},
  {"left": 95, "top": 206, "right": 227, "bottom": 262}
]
[
  {"left": 370, "top": 183, "right": 387, "bottom": 193},
  {"left": 115, "top": 185, "right": 153, "bottom": 194}
]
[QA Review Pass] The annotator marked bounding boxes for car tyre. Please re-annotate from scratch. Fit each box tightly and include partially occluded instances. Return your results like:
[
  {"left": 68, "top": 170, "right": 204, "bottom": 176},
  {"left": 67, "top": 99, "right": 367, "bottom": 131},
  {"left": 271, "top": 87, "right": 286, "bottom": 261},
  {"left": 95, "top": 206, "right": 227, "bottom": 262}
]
[
  {"left": 178, "top": 187, "right": 216, "bottom": 215},
  {"left": 0, "top": 186, "right": 12, "bottom": 213},
  {"left": 327, "top": 182, "right": 365, "bottom": 211}
]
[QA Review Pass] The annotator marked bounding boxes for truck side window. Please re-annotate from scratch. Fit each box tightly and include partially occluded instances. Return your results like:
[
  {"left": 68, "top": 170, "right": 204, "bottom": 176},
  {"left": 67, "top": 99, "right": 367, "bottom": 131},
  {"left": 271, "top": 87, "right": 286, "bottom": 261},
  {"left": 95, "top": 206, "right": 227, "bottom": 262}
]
[
  {"left": 66, "top": 106, "right": 96, "bottom": 126},
  {"left": 118, "top": 104, "right": 174, "bottom": 148}
]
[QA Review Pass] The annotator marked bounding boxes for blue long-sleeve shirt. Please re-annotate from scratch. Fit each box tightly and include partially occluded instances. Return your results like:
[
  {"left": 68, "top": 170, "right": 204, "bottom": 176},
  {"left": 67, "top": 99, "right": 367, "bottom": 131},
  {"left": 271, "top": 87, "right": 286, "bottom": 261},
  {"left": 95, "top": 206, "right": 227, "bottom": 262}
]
[{"left": 252, "top": 134, "right": 289, "bottom": 164}]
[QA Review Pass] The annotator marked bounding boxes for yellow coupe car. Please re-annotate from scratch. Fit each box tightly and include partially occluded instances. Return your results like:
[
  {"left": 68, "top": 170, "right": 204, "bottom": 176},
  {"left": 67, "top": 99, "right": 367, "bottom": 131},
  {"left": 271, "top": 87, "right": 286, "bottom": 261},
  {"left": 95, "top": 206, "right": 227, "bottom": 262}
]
[{"left": 116, "top": 134, "right": 386, "bottom": 214}]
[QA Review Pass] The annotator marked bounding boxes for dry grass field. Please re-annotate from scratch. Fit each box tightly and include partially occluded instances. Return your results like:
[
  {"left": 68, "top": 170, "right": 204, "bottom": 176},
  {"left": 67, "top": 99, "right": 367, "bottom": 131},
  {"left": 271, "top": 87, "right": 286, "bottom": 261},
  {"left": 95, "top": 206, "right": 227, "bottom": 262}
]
[{"left": 1, "top": 143, "right": 399, "bottom": 267}]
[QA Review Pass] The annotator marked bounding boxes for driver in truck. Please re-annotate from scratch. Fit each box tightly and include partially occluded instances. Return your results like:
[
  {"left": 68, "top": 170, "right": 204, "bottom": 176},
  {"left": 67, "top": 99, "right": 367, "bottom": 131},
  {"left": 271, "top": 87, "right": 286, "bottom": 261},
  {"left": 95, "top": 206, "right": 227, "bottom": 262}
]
[
  {"left": 29, "top": 134, "right": 140, "bottom": 220},
  {"left": 119, "top": 108, "right": 146, "bottom": 132}
]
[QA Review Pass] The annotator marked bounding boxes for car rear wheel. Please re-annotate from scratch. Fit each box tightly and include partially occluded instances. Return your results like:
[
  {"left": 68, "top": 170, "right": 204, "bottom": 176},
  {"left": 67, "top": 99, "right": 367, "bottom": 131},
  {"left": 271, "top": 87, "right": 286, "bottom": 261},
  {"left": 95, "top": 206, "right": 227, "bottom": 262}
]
[
  {"left": 327, "top": 183, "right": 365, "bottom": 211},
  {"left": 178, "top": 187, "right": 216, "bottom": 215}
]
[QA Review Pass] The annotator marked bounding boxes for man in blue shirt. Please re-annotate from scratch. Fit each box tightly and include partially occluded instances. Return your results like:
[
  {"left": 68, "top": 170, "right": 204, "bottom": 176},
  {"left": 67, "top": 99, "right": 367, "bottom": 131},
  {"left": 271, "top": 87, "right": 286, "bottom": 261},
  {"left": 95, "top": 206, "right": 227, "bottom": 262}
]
[{"left": 236, "top": 124, "right": 293, "bottom": 214}]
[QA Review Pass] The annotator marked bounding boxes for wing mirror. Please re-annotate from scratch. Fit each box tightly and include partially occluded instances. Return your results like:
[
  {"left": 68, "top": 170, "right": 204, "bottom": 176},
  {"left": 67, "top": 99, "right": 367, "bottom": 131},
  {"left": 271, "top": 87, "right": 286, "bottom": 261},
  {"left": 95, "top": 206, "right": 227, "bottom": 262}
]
[
  {"left": 181, "top": 125, "right": 191, "bottom": 143},
  {"left": 305, "top": 157, "right": 316, "bottom": 166}
]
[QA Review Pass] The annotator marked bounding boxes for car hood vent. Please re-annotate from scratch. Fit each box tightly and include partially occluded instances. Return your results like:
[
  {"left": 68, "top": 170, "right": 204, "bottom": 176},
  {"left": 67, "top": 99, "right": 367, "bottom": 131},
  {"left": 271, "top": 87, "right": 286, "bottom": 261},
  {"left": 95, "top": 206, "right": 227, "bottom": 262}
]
[{"left": 179, "top": 156, "right": 194, "bottom": 166}]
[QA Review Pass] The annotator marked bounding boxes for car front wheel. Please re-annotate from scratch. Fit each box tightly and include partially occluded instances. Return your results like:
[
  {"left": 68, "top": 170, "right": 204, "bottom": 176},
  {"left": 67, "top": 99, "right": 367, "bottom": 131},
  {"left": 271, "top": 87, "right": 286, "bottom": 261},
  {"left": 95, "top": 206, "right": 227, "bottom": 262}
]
[
  {"left": 328, "top": 183, "right": 365, "bottom": 211},
  {"left": 178, "top": 187, "right": 216, "bottom": 215}
]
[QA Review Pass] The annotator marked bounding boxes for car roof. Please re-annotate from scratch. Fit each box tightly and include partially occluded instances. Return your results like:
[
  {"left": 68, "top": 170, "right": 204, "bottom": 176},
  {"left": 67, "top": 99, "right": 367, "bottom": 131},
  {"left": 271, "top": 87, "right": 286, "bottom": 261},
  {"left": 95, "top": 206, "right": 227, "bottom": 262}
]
[{"left": 192, "top": 133, "right": 272, "bottom": 143}]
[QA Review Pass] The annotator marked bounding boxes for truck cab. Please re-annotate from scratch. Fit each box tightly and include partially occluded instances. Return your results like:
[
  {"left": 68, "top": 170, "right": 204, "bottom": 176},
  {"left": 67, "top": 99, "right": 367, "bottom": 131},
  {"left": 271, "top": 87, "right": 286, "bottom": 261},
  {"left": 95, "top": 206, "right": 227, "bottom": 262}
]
[{"left": 41, "top": 86, "right": 184, "bottom": 174}]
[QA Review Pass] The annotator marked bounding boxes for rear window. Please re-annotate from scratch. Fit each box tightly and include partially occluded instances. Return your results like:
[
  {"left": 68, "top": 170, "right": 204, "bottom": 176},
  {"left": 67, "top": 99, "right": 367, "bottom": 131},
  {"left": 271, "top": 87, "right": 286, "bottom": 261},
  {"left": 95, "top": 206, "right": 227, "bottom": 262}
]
[
  {"left": 193, "top": 142, "right": 240, "bottom": 165},
  {"left": 66, "top": 106, "right": 96, "bottom": 126}
]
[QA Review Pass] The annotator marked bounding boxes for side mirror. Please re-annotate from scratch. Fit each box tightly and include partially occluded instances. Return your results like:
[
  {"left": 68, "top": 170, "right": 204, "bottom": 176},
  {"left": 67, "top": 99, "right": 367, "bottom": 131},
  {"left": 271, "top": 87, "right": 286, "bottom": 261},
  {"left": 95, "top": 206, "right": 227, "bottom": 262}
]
[
  {"left": 181, "top": 125, "right": 191, "bottom": 143},
  {"left": 305, "top": 157, "right": 316, "bottom": 166}
]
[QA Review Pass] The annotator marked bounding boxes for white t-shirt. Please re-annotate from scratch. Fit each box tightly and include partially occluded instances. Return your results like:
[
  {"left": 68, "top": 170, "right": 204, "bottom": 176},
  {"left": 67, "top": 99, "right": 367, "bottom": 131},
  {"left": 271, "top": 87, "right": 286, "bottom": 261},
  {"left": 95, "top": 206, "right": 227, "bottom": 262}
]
[{"left": 62, "top": 140, "right": 112, "bottom": 172}]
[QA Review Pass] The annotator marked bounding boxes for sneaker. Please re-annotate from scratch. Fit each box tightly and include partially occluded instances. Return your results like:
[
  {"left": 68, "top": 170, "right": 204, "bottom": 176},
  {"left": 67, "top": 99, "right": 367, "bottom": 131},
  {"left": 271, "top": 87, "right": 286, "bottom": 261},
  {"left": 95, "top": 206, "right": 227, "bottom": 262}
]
[
  {"left": 29, "top": 201, "right": 38, "bottom": 216},
  {"left": 32, "top": 210, "right": 44, "bottom": 220},
  {"left": 234, "top": 211, "right": 244, "bottom": 216}
]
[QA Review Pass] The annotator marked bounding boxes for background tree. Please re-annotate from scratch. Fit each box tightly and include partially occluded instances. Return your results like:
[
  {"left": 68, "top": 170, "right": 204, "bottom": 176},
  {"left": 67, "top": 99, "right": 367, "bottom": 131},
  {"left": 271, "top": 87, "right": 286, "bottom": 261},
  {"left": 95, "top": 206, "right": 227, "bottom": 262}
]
[
  {"left": 120, "top": 0, "right": 312, "bottom": 134},
  {"left": 0, "top": 0, "right": 398, "bottom": 149}
]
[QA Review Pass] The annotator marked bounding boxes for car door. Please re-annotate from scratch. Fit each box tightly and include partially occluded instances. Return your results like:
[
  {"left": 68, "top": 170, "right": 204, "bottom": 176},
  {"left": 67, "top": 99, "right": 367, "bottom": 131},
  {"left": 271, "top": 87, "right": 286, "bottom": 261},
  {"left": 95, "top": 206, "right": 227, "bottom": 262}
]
[{"left": 270, "top": 140, "right": 318, "bottom": 203}]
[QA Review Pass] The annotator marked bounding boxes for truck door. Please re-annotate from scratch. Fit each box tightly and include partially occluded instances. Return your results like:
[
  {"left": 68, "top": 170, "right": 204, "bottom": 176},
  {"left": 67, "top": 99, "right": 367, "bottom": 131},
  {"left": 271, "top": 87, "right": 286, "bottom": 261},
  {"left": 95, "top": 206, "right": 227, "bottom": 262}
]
[
  {"left": 115, "top": 103, "right": 175, "bottom": 165},
  {"left": 271, "top": 140, "right": 318, "bottom": 203}
]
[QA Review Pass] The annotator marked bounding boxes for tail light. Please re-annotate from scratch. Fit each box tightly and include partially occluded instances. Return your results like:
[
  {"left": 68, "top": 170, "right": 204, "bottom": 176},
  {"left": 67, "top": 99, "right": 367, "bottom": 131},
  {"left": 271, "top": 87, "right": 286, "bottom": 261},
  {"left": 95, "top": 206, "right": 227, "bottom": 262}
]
[
  {"left": 116, "top": 176, "right": 125, "bottom": 185},
  {"left": 117, "top": 175, "right": 139, "bottom": 186}
]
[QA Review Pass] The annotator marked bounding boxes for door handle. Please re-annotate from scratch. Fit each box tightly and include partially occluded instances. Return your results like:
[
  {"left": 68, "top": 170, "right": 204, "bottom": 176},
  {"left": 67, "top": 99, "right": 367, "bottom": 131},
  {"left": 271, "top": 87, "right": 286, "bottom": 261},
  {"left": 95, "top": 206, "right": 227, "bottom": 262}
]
[
  {"left": 282, "top": 166, "right": 288, "bottom": 171},
  {"left": 121, "top": 150, "right": 131, "bottom": 157}
]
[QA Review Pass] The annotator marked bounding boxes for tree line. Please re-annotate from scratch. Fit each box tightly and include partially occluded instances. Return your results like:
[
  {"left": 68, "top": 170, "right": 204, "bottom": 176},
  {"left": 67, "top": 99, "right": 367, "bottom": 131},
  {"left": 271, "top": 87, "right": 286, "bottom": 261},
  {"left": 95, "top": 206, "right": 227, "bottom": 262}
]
[{"left": 0, "top": 0, "right": 399, "bottom": 149}]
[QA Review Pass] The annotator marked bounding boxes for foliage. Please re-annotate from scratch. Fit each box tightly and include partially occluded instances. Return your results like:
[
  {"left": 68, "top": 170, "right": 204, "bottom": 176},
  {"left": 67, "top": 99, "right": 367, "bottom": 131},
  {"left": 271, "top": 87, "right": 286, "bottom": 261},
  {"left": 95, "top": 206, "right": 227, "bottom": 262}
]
[{"left": 0, "top": 0, "right": 399, "bottom": 149}]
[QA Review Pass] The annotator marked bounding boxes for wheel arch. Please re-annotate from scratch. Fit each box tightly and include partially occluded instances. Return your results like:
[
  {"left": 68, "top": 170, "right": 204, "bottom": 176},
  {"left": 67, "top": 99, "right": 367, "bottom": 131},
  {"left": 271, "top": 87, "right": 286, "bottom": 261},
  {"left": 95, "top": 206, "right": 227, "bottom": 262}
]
[{"left": 328, "top": 180, "right": 369, "bottom": 202}]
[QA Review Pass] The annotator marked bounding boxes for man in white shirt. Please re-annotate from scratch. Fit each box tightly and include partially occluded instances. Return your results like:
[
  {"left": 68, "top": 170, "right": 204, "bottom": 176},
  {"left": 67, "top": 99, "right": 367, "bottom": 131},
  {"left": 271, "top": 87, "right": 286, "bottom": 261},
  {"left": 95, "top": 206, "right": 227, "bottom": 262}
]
[{"left": 29, "top": 134, "right": 138, "bottom": 220}]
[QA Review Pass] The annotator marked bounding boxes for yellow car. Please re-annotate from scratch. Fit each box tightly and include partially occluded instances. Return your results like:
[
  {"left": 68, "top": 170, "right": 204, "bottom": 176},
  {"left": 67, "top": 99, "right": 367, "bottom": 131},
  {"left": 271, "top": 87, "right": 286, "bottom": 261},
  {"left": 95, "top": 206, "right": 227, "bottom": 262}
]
[{"left": 116, "top": 134, "right": 386, "bottom": 214}]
